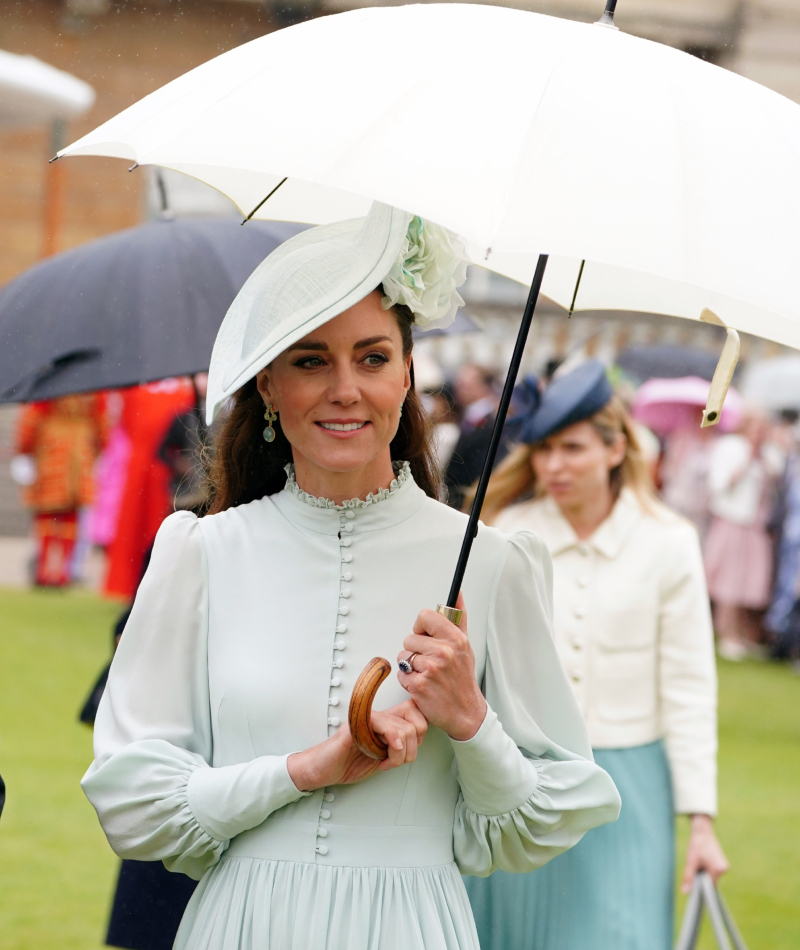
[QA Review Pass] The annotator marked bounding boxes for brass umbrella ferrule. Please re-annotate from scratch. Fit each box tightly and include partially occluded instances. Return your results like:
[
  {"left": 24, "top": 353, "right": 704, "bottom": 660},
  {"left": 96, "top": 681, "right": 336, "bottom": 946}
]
[{"left": 436, "top": 604, "right": 463, "bottom": 627}]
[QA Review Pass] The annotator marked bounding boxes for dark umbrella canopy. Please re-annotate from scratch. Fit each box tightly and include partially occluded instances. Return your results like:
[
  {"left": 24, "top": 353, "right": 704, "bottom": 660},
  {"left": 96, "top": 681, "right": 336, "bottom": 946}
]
[
  {"left": 616, "top": 344, "right": 722, "bottom": 386},
  {"left": 0, "top": 216, "right": 304, "bottom": 402}
]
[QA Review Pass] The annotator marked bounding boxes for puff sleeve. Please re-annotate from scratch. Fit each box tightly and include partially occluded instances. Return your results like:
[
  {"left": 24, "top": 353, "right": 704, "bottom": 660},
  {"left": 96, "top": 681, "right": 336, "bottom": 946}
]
[
  {"left": 453, "top": 532, "right": 621, "bottom": 876},
  {"left": 81, "top": 512, "right": 308, "bottom": 881}
]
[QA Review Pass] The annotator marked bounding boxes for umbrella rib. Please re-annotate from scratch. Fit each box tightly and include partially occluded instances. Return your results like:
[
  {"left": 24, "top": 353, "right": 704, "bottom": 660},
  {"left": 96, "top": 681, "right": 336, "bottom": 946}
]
[
  {"left": 242, "top": 177, "right": 288, "bottom": 224},
  {"left": 567, "top": 259, "right": 585, "bottom": 317},
  {"left": 445, "top": 253, "right": 549, "bottom": 608}
]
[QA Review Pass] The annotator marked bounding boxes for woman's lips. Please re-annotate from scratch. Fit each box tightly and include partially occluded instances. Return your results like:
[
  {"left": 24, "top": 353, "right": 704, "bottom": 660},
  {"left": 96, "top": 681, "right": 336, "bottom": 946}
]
[{"left": 315, "top": 420, "right": 371, "bottom": 438}]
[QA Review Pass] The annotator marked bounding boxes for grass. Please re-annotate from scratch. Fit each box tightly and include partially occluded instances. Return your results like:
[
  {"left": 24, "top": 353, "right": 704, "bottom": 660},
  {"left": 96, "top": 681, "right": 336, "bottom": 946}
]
[
  {"left": 0, "top": 587, "right": 798, "bottom": 949},
  {"left": 675, "top": 658, "right": 800, "bottom": 949},
  {"left": 0, "top": 588, "right": 119, "bottom": 950}
]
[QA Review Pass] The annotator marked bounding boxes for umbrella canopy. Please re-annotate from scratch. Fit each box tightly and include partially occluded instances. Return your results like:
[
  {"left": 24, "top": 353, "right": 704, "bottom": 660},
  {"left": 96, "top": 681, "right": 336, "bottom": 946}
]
[
  {"left": 633, "top": 376, "right": 744, "bottom": 434},
  {"left": 0, "top": 49, "right": 94, "bottom": 129},
  {"left": 0, "top": 216, "right": 304, "bottom": 402},
  {"left": 740, "top": 355, "right": 800, "bottom": 412},
  {"left": 60, "top": 3, "right": 800, "bottom": 351},
  {"left": 616, "top": 345, "right": 722, "bottom": 385}
]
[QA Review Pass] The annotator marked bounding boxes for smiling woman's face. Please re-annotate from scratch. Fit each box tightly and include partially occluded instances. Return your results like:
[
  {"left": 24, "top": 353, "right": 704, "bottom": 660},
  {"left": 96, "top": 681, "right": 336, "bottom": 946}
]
[{"left": 256, "top": 290, "right": 411, "bottom": 493}]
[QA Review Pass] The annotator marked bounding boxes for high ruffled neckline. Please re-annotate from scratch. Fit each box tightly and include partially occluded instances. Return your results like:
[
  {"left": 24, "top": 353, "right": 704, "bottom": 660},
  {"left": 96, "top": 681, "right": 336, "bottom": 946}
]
[{"left": 283, "top": 461, "right": 412, "bottom": 510}]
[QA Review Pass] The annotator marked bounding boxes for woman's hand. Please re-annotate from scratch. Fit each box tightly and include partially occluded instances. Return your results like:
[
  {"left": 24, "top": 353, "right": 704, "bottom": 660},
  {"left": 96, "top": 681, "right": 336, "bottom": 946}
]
[
  {"left": 681, "top": 814, "right": 729, "bottom": 893},
  {"left": 287, "top": 699, "right": 427, "bottom": 792},
  {"left": 397, "top": 594, "right": 487, "bottom": 741}
]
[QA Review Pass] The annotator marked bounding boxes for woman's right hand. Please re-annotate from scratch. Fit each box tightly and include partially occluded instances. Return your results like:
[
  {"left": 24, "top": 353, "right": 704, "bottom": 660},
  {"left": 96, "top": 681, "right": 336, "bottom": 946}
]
[{"left": 287, "top": 699, "right": 427, "bottom": 792}]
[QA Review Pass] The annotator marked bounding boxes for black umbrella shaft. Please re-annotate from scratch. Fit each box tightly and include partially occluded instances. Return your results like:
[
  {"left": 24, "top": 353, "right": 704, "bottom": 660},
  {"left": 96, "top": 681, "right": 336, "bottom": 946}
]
[{"left": 446, "top": 253, "right": 549, "bottom": 608}]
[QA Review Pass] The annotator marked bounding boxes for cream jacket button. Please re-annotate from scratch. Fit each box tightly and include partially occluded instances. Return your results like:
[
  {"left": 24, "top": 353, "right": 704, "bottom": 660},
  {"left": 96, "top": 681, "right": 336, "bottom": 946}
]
[
  {"left": 334, "top": 639, "right": 346, "bottom": 651},
  {"left": 338, "top": 605, "right": 349, "bottom": 615},
  {"left": 316, "top": 845, "right": 329, "bottom": 855},
  {"left": 327, "top": 717, "right": 339, "bottom": 727},
  {"left": 573, "top": 605, "right": 586, "bottom": 618},
  {"left": 317, "top": 827, "right": 328, "bottom": 837},
  {"left": 571, "top": 636, "right": 585, "bottom": 649},
  {"left": 336, "top": 623, "right": 347, "bottom": 634},
  {"left": 324, "top": 792, "right": 335, "bottom": 802},
  {"left": 341, "top": 589, "right": 351, "bottom": 598},
  {"left": 577, "top": 575, "right": 590, "bottom": 587},
  {"left": 571, "top": 670, "right": 583, "bottom": 682},
  {"left": 578, "top": 544, "right": 590, "bottom": 557},
  {"left": 342, "top": 553, "right": 352, "bottom": 562},
  {"left": 342, "top": 571, "right": 353, "bottom": 581},
  {"left": 333, "top": 658, "right": 344, "bottom": 668},
  {"left": 329, "top": 696, "right": 339, "bottom": 706},
  {"left": 341, "top": 538, "right": 352, "bottom": 547},
  {"left": 345, "top": 511, "right": 355, "bottom": 519},
  {"left": 330, "top": 677, "right": 341, "bottom": 687},
  {"left": 320, "top": 809, "right": 331, "bottom": 820},
  {"left": 343, "top": 523, "right": 354, "bottom": 533}
]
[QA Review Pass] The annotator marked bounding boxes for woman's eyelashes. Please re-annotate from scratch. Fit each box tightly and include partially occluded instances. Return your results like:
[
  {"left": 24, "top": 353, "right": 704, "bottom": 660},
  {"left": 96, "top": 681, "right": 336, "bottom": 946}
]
[
  {"left": 292, "top": 352, "right": 391, "bottom": 369},
  {"left": 362, "top": 352, "right": 390, "bottom": 367}
]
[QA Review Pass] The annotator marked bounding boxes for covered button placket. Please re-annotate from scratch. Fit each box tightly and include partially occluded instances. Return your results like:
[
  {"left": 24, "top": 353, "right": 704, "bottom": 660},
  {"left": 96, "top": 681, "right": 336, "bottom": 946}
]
[{"left": 318, "top": 507, "right": 357, "bottom": 859}]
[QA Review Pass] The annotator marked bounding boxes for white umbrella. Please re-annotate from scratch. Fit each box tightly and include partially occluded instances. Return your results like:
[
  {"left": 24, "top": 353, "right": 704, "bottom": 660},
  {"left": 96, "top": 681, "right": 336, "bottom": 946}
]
[
  {"left": 741, "top": 356, "right": 800, "bottom": 412},
  {"left": 56, "top": 0, "right": 800, "bottom": 614},
  {"left": 59, "top": 2, "right": 800, "bottom": 351},
  {"left": 0, "top": 49, "right": 94, "bottom": 129}
]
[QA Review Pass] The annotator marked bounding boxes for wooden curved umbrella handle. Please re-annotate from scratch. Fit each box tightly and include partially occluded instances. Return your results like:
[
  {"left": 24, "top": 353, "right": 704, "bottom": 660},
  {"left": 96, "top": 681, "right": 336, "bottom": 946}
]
[{"left": 348, "top": 657, "right": 391, "bottom": 760}]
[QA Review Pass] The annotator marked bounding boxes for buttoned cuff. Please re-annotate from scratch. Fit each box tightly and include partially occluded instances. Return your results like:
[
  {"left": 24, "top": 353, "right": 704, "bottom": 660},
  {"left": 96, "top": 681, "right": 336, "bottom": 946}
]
[
  {"left": 450, "top": 704, "right": 539, "bottom": 816},
  {"left": 187, "top": 753, "right": 310, "bottom": 842}
]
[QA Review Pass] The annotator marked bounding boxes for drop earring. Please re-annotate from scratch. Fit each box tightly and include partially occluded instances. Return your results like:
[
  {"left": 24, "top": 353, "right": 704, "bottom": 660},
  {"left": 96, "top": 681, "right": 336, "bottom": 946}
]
[
  {"left": 263, "top": 404, "right": 278, "bottom": 443},
  {"left": 399, "top": 401, "right": 404, "bottom": 418}
]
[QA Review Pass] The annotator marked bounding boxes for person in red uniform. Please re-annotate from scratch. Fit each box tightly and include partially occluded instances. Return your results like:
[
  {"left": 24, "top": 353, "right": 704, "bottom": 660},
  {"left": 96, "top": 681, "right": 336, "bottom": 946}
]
[
  {"left": 15, "top": 394, "right": 107, "bottom": 587},
  {"left": 103, "top": 379, "right": 195, "bottom": 600}
]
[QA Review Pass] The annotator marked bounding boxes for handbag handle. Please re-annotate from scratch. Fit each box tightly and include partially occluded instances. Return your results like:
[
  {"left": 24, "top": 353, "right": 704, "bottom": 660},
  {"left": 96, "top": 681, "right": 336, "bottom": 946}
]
[{"left": 674, "top": 872, "right": 749, "bottom": 950}]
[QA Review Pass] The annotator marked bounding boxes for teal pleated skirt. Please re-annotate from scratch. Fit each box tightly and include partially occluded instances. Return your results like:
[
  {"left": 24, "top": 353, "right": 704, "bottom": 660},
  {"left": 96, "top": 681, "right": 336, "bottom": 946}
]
[{"left": 463, "top": 740, "right": 674, "bottom": 950}]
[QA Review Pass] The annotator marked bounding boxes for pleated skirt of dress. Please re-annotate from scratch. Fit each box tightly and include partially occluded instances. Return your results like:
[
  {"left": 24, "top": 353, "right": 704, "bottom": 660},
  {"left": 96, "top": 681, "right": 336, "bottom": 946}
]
[
  {"left": 174, "top": 858, "right": 479, "bottom": 950},
  {"left": 463, "top": 740, "right": 675, "bottom": 950}
]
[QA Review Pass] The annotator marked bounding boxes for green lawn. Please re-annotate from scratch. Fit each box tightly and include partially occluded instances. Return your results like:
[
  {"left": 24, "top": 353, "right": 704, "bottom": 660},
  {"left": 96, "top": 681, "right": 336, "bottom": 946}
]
[{"left": 0, "top": 587, "right": 798, "bottom": 949}]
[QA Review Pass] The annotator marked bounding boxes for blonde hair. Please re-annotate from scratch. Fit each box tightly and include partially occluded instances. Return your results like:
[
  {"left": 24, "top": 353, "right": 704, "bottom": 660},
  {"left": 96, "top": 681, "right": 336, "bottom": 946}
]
[{"left": 475, "top": 394, "right": 658, "bottom": 524}]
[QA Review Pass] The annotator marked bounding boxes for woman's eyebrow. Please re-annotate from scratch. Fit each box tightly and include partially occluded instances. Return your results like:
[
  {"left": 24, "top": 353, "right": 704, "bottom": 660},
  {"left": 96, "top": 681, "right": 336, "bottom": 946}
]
[
  {"left": 286, "top": 340, "right": 327, "bottom": 352},
  {"left": 285, "top": 335, "right": 391, "bottom": 353},
  {"left": 353, "top": 335, "right": 392, "bottom": 349}
]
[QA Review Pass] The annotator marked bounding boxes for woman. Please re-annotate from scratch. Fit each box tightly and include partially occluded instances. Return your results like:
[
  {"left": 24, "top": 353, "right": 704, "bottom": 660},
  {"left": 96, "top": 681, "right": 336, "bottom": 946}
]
[
  {"left": 704, "top": 411, "right": 784, "bottom": 660},
  {"left": 464, "top": 361, "right": 727, "bottom": 950},
  {"left": 82, "top": 205, "right": 620, "bottom": 950}
]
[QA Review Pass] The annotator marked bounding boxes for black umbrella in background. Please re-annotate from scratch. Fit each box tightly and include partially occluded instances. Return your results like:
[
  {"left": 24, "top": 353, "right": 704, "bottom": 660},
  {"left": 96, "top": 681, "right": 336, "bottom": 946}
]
[
  {"left": 616, "top": 344, "right": 723, "bottom": 386},
  {"left": 0, "top": 216, "right": 305, "bottom": 402}
]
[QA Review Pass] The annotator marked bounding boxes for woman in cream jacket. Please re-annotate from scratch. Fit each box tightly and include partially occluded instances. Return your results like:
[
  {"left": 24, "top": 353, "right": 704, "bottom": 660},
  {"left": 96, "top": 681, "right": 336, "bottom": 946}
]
[{"left": 464, "top": 361, "right": 728, "bottom": 950}]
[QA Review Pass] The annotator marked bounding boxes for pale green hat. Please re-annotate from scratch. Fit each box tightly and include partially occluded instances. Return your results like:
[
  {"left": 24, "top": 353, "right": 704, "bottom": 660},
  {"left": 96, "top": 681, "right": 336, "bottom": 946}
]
[{"left": 206, "top": 202, "right": 468, "bottom": 423}]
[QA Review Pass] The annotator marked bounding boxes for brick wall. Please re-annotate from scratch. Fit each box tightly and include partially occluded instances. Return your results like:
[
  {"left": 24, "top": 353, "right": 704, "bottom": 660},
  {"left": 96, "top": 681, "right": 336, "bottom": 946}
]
[{"left": 0, "top": 0, "right": 273, "bottom": 287}]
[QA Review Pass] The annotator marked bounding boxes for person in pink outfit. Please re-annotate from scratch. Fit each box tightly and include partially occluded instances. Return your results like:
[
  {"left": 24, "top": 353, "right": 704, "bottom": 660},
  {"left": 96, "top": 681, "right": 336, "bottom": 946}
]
[{"left": 704, "top": 412, "right": 784, "bottom": 659}]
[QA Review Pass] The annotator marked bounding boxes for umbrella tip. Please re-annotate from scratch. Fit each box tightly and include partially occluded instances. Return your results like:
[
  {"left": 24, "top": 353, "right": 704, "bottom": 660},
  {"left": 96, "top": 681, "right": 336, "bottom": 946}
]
[
  {"left": 128, "top": 162, "right": 139, "bottom": 173},
  {"left": 49, "top": 154, "right": 59, "bottom": 164},
  {"left": 595, "top": 0, "right": 619, "bottom": 29}
]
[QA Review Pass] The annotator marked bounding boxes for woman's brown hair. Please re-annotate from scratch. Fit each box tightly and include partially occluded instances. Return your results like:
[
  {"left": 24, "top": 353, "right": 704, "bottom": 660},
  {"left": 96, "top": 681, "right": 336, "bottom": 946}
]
[
  {"left": 474, "top": 394, "right": 658, "bottom": 524},
  {"left": 204, "top": 300, "right": 440, "bottom": 514}
]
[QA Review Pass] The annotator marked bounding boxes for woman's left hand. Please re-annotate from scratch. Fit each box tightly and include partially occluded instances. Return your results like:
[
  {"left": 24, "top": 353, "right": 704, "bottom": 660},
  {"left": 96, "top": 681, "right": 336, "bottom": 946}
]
[
  {"left": 681, "top": 814, "right": 729, "bottom": 892},
  {"left": 397, "top": 593, "right": 487, "bottom": 741}
]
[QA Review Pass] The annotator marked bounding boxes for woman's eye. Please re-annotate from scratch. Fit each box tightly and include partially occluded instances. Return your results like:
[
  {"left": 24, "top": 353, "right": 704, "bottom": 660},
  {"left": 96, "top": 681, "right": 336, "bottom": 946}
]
[
  {"left": 295, "top": 355, "right": 326, "bottom": 368},
  {"left": 362, "top": 352, "right": 389, "bottom": 366}
]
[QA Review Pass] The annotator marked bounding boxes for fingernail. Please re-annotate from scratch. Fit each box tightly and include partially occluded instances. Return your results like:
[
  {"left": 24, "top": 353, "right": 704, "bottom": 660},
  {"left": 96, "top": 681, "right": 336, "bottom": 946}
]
[{"left": 395, "top": 739, "right": 403, "bottom": 749}]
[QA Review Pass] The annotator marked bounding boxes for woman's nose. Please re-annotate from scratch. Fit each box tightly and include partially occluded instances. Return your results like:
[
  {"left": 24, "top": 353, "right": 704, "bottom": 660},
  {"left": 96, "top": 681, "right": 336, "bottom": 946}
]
[{"left": 328, "top": 364, "right": 360, "bottom": 404}]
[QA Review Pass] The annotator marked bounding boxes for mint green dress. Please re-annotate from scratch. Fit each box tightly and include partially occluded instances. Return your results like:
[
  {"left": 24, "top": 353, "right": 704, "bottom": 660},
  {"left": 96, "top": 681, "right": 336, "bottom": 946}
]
[{"left": 82, "top": 466, "right": 620, "bottom": 950}]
